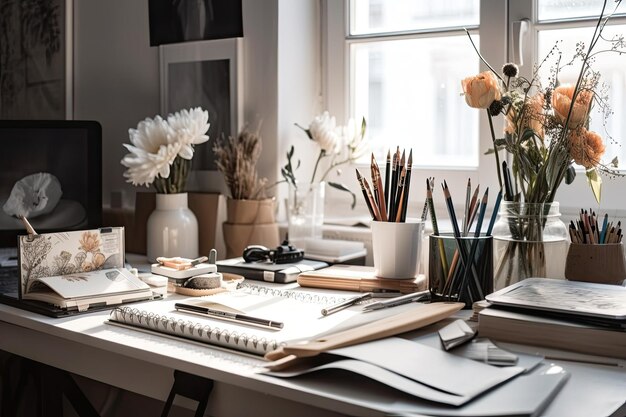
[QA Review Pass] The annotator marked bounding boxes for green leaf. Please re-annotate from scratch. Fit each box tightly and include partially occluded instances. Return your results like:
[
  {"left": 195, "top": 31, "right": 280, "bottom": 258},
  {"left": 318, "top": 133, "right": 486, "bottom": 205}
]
[
  {"left": 520, "top": 128, "right": 536, "bottom": 143},
  {"left": 586, "top": 168, "right": 602, "bottom": 204},
  {"left": 328, "top": 182, "right": 357, "bottom": 210},
  {"left": 565, "top": 164, "right": 576, "bottom": 185},
  {"left": 360, "top": 117, "right": 367, "bottom": 139},
  {"left": 484, "top": 145, "right": 506, "bottom": 155},
  {"left": 611, "top": 156, "right": 619, "bottom": 168}
]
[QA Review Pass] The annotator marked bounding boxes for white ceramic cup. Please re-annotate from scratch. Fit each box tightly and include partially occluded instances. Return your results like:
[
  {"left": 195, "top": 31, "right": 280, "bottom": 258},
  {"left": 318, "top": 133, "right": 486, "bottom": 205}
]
[{"left": 371, "top": 220, "right": 425, "bottom": 279}]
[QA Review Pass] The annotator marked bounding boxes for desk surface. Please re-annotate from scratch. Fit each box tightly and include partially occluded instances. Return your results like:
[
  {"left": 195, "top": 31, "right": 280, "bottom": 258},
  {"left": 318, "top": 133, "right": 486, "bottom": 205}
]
[{"left": 1, "top": 284, "right": 625, "bottom": 417}]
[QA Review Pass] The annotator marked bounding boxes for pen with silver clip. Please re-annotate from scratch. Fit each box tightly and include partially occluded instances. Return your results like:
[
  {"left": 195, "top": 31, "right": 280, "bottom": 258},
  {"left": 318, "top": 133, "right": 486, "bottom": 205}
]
[
  {"left": 321, "top": 293, "right": 373, "bottom": 316},
  {"left": 362, "top": 290, "right": 430, "bottom": 311}
]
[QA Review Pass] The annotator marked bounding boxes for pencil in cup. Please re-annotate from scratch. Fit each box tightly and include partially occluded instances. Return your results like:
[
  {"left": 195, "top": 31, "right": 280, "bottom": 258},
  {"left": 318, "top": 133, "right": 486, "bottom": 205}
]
[{"left": 428, "top": 233, "right": 493, "bottom": 307}]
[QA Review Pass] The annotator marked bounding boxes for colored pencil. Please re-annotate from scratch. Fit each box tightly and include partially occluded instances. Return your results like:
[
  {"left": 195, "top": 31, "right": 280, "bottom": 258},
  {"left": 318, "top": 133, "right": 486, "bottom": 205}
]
[
  {"left": 388, "top": 149, "right": 399, "bottom": 220},
  {"left": 356, "top": 169, "right": 379, "bottom": 221},
  {"left": 400, "top": 150, "right": 413, "bottom": 222},
  {"left": 427, "top": 179, "right": 449, "bottom": 278},
  {"left": 384, "top": 149, "right": 391, "bottom": 212},
  {"left": 371, "top": 154, "right": 388, "bottom": 221}
]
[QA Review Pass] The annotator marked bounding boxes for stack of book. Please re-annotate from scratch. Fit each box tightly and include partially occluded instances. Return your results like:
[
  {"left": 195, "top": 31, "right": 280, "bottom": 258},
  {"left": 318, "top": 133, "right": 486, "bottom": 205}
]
[{"left": 478, "top": 278, "right": 626, "bottom": 359}]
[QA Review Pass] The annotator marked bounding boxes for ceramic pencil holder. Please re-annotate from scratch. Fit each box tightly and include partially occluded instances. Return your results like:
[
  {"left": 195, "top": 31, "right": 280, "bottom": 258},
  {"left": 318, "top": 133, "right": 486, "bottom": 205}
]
[{"left": 564, "top": 243, "right": 626, "bottom": 285}]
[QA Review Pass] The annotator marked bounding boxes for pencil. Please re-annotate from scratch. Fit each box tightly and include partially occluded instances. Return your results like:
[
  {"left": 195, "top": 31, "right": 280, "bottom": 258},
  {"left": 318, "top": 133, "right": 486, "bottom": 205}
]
[
  {"left": 389, "top": 149, "right": 399, "bottom": 220},
  {"left": 400, "top": 150, "right": 413, "bottom": 222},
  {"left": 503, "top": 161, "right": 514, "bottom": 200},
  {"left": 371, "top": 154, "right": 388, "bottom": 221},
  {"left": 462, "top": 178, "right": 471, "bottom": 235},
  {"left": 459, "top": 188, "right": 489, "bottom": 302},
  {"left": 394, "top": 166, "right": 406, "bottom": 222},
  {"left": 384, "top": 149, "right": 391, "bottom": 212},
  {"left": 427, "top": 179, "right": 449, "bottom": 278},
  {"left": 356, "top": 169, "right": 378, "bottom": 221},
  {"left": 486, "top": 190, "right": 502, "bottom": 236}
]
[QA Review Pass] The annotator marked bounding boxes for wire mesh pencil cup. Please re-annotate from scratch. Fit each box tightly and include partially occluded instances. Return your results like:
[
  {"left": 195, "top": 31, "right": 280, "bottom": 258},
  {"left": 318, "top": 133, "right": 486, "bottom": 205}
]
[{"left": 428, "top": 233, "right": 493, "bottom": 308}]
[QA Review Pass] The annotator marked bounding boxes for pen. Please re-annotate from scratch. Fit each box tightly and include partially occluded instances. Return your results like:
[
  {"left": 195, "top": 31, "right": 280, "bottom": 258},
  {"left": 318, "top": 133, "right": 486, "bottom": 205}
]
[
  {"left": 175, "top": 303, "right": 284, "bottom": 329},
  {"left": 321, "top": 293, "right": 372, "bottom": 316},
  {"left": 362, "top": 290, "right": 430, "bottom": 311}
]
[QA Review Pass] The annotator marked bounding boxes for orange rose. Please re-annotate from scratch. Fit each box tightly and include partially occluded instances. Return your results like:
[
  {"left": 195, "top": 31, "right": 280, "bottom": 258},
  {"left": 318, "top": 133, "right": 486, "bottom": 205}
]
[
  {"left": 568, "top": 128, "right": 605, "bottom": 169},
  {"left": 552, "top": 84, "right": 593, "bottom": 128},
  {"left": 461, "top": 71, "right": 501, "bottom": 109}
]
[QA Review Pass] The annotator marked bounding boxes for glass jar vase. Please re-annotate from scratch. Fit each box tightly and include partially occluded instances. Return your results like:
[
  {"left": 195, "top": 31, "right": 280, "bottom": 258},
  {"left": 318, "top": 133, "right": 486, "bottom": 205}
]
[
  {"left": 492, "top": 201, "right": 569, "bottom": 290},
  {"left": 287, "top": 181, "right": 325, "bottom": 244}
]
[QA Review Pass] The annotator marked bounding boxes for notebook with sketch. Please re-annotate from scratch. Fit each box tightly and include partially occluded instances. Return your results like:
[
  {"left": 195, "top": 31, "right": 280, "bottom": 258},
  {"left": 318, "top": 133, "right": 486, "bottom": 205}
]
[
  {"left": 18, "top": 227, "right": 153, "bottom": 311},
  {"left": 485, "top": 278, "right": 626, "bottom": 323}
]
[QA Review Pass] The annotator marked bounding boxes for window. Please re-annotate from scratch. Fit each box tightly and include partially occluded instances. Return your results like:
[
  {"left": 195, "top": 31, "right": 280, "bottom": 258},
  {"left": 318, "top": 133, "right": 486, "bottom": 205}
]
[{"left": 325, "top": 0, "right": 626, "bottom": 214}]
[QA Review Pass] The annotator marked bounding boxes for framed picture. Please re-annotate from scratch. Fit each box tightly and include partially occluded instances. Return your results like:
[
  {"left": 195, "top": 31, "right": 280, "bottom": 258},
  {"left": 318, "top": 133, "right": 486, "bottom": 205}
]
[
  {"left": 0, "top": 0, "right": 73, "bottom": 119},
  {"left": 159, "top": 38, "right": 243, "bottom": 190}
]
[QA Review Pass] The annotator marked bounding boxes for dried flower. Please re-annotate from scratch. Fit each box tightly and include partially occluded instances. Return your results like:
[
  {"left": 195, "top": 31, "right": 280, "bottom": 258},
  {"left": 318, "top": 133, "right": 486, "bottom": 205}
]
[
  {"left": 121, "top": 107, "right": 210, "bottom": 193},
  {"left": 502, "top": 63, "right": 519, "bottom": 78},
  {"left": 461, "top": 71, "right": 502, "bottom": 109},
  {"left": 79, "top": 231, "right": 101, "bottom": 254},
  {"left": 213, "top": 128, "right": 269, "bottom": 200}
]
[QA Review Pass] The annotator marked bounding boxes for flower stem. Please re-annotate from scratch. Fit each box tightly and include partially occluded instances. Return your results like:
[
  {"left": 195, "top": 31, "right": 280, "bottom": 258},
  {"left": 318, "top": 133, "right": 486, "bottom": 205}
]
[
  {"left": 487, "top": 110, "right": 503, "bottom": 191},
  {"left": 310, "top": 150, "right": 325, "bottom": 185}
]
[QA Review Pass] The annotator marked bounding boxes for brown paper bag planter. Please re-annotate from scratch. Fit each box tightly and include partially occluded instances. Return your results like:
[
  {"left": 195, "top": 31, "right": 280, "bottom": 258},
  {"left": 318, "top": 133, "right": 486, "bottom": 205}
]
[
  {"left": 223, "top": 198, "right": 279, "bottom": 258},
  {"left": 565, "top": 243, "right": 626, "bottom": 285}
]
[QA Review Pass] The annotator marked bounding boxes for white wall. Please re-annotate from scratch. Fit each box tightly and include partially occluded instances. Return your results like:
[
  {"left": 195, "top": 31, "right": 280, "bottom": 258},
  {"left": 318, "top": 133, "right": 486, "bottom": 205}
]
[
  {"left": 73, "top": 0, "right": 321, "bottom": 212},
  {"left": 73, "top": 0, "right": 159, "bottom": 207}
]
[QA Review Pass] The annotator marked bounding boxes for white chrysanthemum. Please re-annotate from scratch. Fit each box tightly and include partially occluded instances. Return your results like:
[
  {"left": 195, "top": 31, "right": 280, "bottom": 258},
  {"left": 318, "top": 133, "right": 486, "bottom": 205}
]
[
  {"left": 121, "top": 116, "right": 181, "bottom": 186},
  {"left": 167, "top": 107, "right": 210, "bottom": 159},
  {"left": 309, "top": 111, "right": 339, "bottom": 154}
]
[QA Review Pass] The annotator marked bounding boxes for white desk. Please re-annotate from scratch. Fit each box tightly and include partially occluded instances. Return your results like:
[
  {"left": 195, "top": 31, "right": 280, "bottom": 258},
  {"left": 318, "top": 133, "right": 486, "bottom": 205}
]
[{"left": 1, "top": 289, "right": 625, "bottom": 417}]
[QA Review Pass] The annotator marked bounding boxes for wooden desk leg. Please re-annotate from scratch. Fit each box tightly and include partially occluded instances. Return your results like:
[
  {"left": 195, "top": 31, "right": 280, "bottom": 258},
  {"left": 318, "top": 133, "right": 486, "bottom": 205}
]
[{"left": 160, "top": 370, "right": 214, "bottom": 417}]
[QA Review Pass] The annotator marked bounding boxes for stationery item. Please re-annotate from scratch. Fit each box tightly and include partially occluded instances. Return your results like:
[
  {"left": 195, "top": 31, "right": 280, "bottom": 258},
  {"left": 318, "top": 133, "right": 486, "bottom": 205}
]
[
  {"left": 137, "top": 273, "right": 168, "bottom": 287},
  {"left": 371, "top": 154, "right": 388, "bottom": 221},
  {"left": 389, "top": 147, "right": 399, "bottom": 217},
  {"left": 456, "top": 338, "right": 519, "bottom": 366},
  {"left": 565, "top": 242, "right": 626, "bottom": 285},
  {"left": 356, "top": 169, "right": 381, "bottom": 221},
  {"left": 371, "top": 220, "right": 424, "bottom": 279},
  {"left": 264, "top": 358, "right": 567, "bottom": 417},
  {"left": 570, "top": 210, "right": 622, "bottom": 244},
  {"left": 175, "top": 300, "right": 284, "bottom": 329},
  {"left": 182, "top": 273, "right": 222, "bottom": 289},
  {"left": 438, "top": 319, "right": 476, "bottom": 350},
  {"left": 156, "top": 256, "right": 208, "bottom": 270},
  {"left": 485, "top": 278, "right": 626, "bottom": 323},
  {"left": 151, "top": 262, "right": 217, "bottom": 280},
  {"left": 216, "top": 258, "right": 328, "bottom": 283},
  {"left": 321, "top": 292, "right": 372, "bottom": 316},
  {"left": 400, "top": 150, "right": 413, "bottom": 222},
  {"left": 264, "top": 301, "right": 464, "bottom": 364},
  {"left": 363, "top": 290, "right": 430, "bottom": 311},
  {"left": 297, "top": 264, "right": 428, "bottom": 294},
  {"left": 109, "top": 284, "right": 463, "bottom": 357},
  {"left": 17, "top": 227, "right": 154, "bottom": 312},
  {"left": 427, "top": 177, "right": 448, "bottom": 278},
  {"left": 429, "top": 233, "right": 493, "bottom": 307},
  {"left": 478, "top": 307, "right": 626, "bottom": 359},
  {"left": 384, "top": 149, "right": 391, "bottom": 210}
]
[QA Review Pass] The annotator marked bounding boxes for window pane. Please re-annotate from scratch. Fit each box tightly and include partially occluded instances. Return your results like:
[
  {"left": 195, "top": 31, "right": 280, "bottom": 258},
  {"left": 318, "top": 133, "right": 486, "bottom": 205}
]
[
  {"left": 350, "top": 0, "right": 479, "bottom": 35},
  {"left": 537, "top": 0, "right": 618, "bottom": 21},
  {"left": 538, "top": 25, "right": 626, "bottom": 167},
  {"left": 352, "top": 36, "right": 479, "bottom": 167}
]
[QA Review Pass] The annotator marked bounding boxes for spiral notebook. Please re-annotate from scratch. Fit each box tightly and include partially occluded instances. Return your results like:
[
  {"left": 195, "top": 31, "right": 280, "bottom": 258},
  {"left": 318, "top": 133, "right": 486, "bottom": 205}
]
[{"left": 107, "top": 284, "right": 433, "bottom": 356}]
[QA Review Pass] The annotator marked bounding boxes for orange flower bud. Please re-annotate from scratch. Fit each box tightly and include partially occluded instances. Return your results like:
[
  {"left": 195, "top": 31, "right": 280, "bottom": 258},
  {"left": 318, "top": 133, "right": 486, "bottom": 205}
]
[{"left": 461, "top": 71, "right": 501, "bottom": 109}]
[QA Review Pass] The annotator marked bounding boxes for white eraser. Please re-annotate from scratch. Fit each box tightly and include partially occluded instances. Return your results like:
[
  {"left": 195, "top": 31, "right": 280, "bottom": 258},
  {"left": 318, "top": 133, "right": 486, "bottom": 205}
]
[{"left": 138, "top": 273, "right": 168, "bottom": 287}]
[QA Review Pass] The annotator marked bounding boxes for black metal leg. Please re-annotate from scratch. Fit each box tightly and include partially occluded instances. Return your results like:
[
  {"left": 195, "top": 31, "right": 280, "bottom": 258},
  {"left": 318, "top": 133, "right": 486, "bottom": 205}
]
[{"left": 161, "top": 370, "right": 214, "bottom": 417}]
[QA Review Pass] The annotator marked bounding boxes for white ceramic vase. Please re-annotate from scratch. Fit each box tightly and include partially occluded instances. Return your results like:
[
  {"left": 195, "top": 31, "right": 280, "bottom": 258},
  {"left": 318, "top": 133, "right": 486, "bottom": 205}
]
[{"left": 146, "top": 193, "right": 198, "bottom": 262}]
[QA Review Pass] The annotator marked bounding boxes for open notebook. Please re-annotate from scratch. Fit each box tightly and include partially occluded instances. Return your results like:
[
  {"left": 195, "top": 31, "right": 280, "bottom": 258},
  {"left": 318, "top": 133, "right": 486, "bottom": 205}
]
[{"left": 108, "top": 284, "right": 454, "bottom": 356}]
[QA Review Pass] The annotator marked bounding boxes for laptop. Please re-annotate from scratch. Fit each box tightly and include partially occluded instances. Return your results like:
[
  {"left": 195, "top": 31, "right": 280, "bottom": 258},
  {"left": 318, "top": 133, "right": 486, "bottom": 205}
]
[{"left": 0, "top": 120, "right": 102, "bottom": 314}]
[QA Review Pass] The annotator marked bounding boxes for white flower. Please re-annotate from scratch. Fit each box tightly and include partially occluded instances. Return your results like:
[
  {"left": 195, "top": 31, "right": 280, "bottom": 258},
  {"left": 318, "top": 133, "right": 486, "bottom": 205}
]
[
  {"left": 121, "top": 108, "right": 211, "bottom": 188},
  {"left": 309, "top": 111, "right": 339, "bottom": 154},
  {"left": 338, "top": 118, "right": 369, "bottom": 160},
  {"left": 167, "top": 107, "right": 210, "bottom": 159}
]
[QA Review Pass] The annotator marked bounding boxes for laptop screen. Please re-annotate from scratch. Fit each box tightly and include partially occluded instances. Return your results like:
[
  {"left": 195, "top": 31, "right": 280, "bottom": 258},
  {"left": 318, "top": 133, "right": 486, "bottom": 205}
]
[{"left": 0, "top": 121, "right": 102, "bottom": 248}]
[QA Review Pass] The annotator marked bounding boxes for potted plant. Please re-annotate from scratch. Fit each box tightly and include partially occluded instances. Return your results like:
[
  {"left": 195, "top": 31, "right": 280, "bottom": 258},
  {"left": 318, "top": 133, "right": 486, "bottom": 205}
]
[
  {"left": 121, "top": 107, "right": 210, "bottom": 262},
  {"left": 213, "top": 128, "right": 279, "bottom": 257}
]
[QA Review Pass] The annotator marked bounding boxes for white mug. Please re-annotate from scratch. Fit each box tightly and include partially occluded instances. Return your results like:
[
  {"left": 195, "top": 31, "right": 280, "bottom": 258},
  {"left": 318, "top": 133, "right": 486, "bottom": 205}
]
[{"left": 371, "top": 220, "right": 424, "bottom": 279}]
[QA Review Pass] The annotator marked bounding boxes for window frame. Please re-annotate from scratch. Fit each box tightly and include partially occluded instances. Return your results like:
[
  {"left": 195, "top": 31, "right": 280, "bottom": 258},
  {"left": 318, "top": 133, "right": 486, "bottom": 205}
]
[
  {"left": 322, "top": 0, "right": 506, "bottom": 217},
  {"left": 323, "top": 0, "right": 626, "bottom": 217}
]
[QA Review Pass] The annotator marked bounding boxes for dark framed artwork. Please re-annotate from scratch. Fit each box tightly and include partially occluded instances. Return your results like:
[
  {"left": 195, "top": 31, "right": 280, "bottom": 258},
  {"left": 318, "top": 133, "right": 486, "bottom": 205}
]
[
  {"left": 0, "top": 0, "right": 72, "bottom": 119},
  {"left": 159, "top": 38, "right": 243, "bottom": 189}
]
